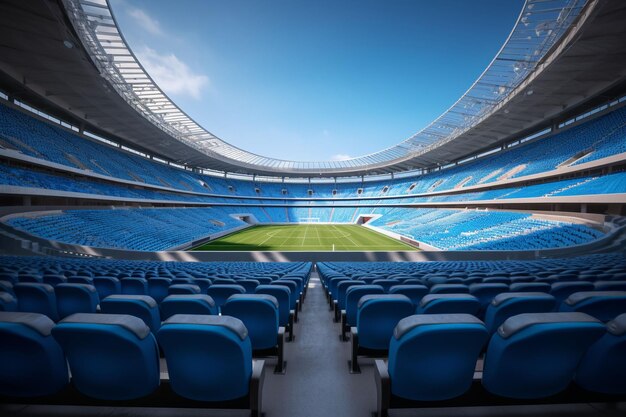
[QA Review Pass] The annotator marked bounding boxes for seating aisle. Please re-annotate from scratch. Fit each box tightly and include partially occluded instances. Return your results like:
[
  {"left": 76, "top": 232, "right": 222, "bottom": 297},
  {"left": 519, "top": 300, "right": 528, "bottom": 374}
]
[{"left": 261, "top": 271, "right": 377, "bottom": 417}]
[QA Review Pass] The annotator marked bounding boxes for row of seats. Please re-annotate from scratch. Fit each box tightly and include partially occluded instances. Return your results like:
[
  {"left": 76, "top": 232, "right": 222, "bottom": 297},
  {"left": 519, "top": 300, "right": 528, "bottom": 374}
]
[
  {"left": 0, "top": 311, "right": 265, "bottom": 415},
  {"left": 374, "top": 312, "right": 626, "bottom": 416}
]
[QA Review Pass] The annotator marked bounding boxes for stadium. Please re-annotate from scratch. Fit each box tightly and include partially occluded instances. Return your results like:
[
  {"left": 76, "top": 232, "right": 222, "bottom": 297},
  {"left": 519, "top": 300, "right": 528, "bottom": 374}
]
[{"left": 0, "top": 0, "right": 625, "bottom": 416}]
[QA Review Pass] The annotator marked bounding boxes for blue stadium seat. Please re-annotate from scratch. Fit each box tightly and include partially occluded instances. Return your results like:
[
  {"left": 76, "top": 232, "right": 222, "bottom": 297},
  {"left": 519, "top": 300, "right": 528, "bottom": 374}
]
[
  {"left": 207, "top": 284, "right": 246, "bottom": 310},
  {"left": 0, "top": 280, "right": 14, "bottom": 296},
  {"left": 468, "top": 283, "right": 509, "bottom": 312},
  {"left": 93, "top": 277, "right": 121, "bottom": 299},
  {"left": 549, "top": 281, "right": 594, "bottom": 303},
  {"left": 388, "top": 284, "right": 429, "bottom": 306},
  {"left": 222, "top": 294, "right": 284, "bottom": 373},
  {"left": 168, "top": 284, "right": 201, "bottom": 295},
  {"left": 0, "top": 312, "right": 68, "bottom": 397},
  {"left": 509, "top": 282, "right": 551, "bottom": 293},
  {"left": 484, "top": 292, "right": 557, "bottom": 334},
  {"left": 52, "top": 313, "right": 160, "bottom": 400},
  {"left": 375, "top": 314, "right": 488, "bottom": 411},
  {"left": 417, "top": 294, "right": 480, "bottom": 315},
  {"left": 482, "top": 312, "right": 605, "bottom": 398},
  {"left": 55, "top": 283, "right": 99, "bottom": 319},
  {"left": 372, "top": 279, "right": 401, "bottom": 292},
  {"left": 0, "top": 292, "right": 17, "bottom": 311},
  {"left": 147, "top": 277, "right": 172, "bottom": 303},
  {"left": 100, "top": 295, "right": 161, "bottom": 333},
  {"left": 18, "top": 274, "right": 42, "bottom": 283},
  {"left": 334, "top": 280, "right": 365, "bottom": 322},
  {"left": 255, "top": 285, "right": 294, "bottom": 341},
  {"left": 594, "top": 281, "right": 626, "bottom": 291},
  {"left": 14, "top": 283, "right": 59, "bottom": 321},
  {"left": 341, "top": 285, "right": 385, "bottom": 341},
  {"left": 575, "top": 313, "right": 626, "bottom": 394},
  {"left": 191, "top": 278, "right": 212, "bottom": 293},
  {"left": 430, "top": 284, "right": 470, "bottom": 294},
  {"left": 43, "top": 274, "right": 67, "bottom": 286},
  {"left": 121, "top": 278, "right": 148, "bottom": 295},
  {"left": 68, "top": 276, "right": 93, "bottom": 285},
  {"left": 157, "top": 314, "right": 264, "bottom": 415},
  {"left": 350, "top": 294, "right": 414, "bottom": 373},
  {"left": 559, "top": 291, "right": 626, "bottom": 322},
  {"left": 160, "top": 294, "right": 218, "bottom": 320}
]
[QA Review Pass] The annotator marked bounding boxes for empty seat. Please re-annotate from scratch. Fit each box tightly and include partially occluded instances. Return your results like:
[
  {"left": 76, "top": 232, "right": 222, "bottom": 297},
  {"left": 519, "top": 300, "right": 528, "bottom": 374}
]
[
  {"left": 0, "top": 312, "right": 68, "bottom": 397},
  {"left": 157, "top": 314, "right": 264, "bottom": 414},
  {"left": 468, "top": 283, "right": 509, "bottom": 312},
  {"left": 14, "top": 283, "right": 59, "bottom": 321},
  {"left": 509, "top": 282, "right": 551, "bottom": 293},
  {"left": 334, "top": 280, "right": 365, "bottom": 317},
  {"left": 430, "top": 284, "right": 469, "bottom": 294},
  {"left": 0, "top": 292, "right": 17, "bottom": 311},
  {"left": 417, "top": 294, "right": 480, "bottom": 315},
  {"left": 160, "top": 294, "right": 218, "bottom": 320},
  {"left": 93, "top": 277, "right": 121, "bottom": 299},
  {"left": 372, "top": 279, "right": 401, "bottom": 292},
  {"left": 482, "top": 312, "right": 605, "bottom": 399},
  {"left": 43, "top": 275, "right": 67, "bottom": 286},
  {"left": 0, "top": 280, "right": 14, "bottom": 296},
  {"left": 594, "top": 281, "right": 626, "bottom": 291},
  {"left": 237, "top": 279, "right": 261, "bottom": 294},
  {"left": 168, "top": 284, "right": 201, "bottom": 295},
  {"left": 255, "top": 285, "right": 294, "bottom": 341},
  {"left": 206, "top": 284, "right": 246, "bottom": 310},
  {"left": 341, "top": 285, "right": 385, "bottom": 341},
  {"left": 67, "top": 276, "right": 93, "bottom": 285},
  {"left": 550, "top": 281, "right": 594, "bottom": 303},
  {"left": 575, "top": 313, "right": 626, "bottom": 394},
  {"left": 55, "top": 283, "right": 99, "bottom": 319},
  {"left": 100, "top": 295, "right": 161, "bottom": 333},
  {"left": 18, "top": 274, "right": 42, "bottom": 283},
  {"left": 378, "top": 314, "right": 488, "bottom": 404},
  {"left": 388, "top": 284, "right": 428, "bottom": 306},
  {"left": 222, "top": 294, "right": 284, "bottom": 373},
  {"left": 147, "top": 277, "right": 172, "bottom": 303},
  {"left": 559, "top": 291, "right": 626, "bottom": 322},
  {"left": 351, "top": 294, "right": 414, "bottom": 373},
  {"left": 121, "top": 278, "right": 148, "bottom": 295},
  {"left": 484, "top": 292, "right": 557, "bottom": 334},
  {"left": 213, "top": 278, "right": 237, "bottom": 285},
  {"left": 52, "top": 313, "right": 159, "bottom": 400},
  {"left": 191, "top": 278, "right": 212, "bottom": 293}
]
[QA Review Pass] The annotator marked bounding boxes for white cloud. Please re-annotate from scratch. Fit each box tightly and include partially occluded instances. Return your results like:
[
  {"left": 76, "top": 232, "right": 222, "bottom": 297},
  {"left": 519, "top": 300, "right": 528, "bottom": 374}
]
[
  {"left": 330, "top": 153, "right": 352, "bottom": 161},
  {"left": 136, "top": 47, "right": 209, "bottom": 99},
  {"left": 128, "top": 8, "right": 163, "bottom": 36}
]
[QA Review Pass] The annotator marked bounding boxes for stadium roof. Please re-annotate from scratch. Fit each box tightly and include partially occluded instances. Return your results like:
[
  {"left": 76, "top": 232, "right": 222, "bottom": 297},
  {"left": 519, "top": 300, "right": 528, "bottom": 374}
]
[{"left": 0, "top": 0, "right": 625, "bottom": 177}]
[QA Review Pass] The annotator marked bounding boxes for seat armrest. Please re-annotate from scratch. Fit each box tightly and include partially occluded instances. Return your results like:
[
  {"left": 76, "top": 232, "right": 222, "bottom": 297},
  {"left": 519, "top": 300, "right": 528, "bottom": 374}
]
[{"left": 250, "top": 359, "right": 265, "bottom": 417}]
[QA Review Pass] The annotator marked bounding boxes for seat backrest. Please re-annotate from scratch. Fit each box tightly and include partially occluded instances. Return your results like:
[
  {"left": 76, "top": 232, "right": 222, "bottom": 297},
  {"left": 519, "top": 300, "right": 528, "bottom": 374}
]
[
  {"left": 0, "top": 311, "right": 68, "bottom": 397},
  {"left": 388, "top": 285, "right": 429, "bottom": 306},
  {"left": 157, "top": 314, "right": 252, "bottom": 402},
  {"left": 336, "top": 280, "right": 365, "bottom": 309},
  {"left": 43, "top": 275, "right": 68, "bottom": 286},
  {"left": 371, "top": 279, "right": 401, "bottom": 292},
  {"left": 270, "top": 281, "right": 298, "bottom": 308},
  {"left": 52, "top": 313, "right": 159, "bottom": 400},
  {"left": 68, "top": 276, "right": 93, "bottom": 285},
  {"left": 388, "top": 314, "right": 488, "bottom": 401},
  {"left": 222, "top": 294, "right": 279, "bottom": 350},
  {"left": 236, "top": 279, "right": 260, "bottom": 294},
  {"left": 255, "top": 285, "right": 290, "bottom": 326},
  {"left": 509, "top": 282, "right": 551, "bottom": 293},
  {"left": 417, "top": 294, "right": 480, "bottom": 316},
  {"left": 560, "top": 291, "right": 626, "bottom": 322},
  {"left": 14, "top": 283, "right": 59, "bottom": 321},
  {"left": 100, "top": 295, "right": 161, "bottom": 332},
  {"left": 147, "top": 278, "right": 172, "bottom": 303},
  {"left": 575, "top": 313, "right": 626, "bottom": 395},
  {"left": 168, "top": 284, "right": 201, "bottom": 296},
  {"left": 430, "top": 284, "right": 470, "bottom": 294},
  {"left": 356, "top": 294, "right": 414, "bottom": 350},
  {"left": 191, "top": 278, "right": 212, "bottom": 293},
  {"left": 484, "top": 292, "right": 557, "bottom": 334},
  {"left": 594, "top": 281, "right": 626, "bottom": 291},
  {"left": 55, "top": 284, "right": 99, "bottom": 319},
  {"left": 0, "top": 292, "right": 17, "bottom": 312},
  {"left": 482, "top": 312, "right": 605, "bottom": 399},
  {"left": 0, "top": 280, "right": 14, "bottom": 296},
  {"left": 160, "top": 294, "right": 218, "bottom": 320},
  {"left": 93, "top": 277, "right": 121, "bottom": 299},
  {"left": 121, "top": 278, "right": 148, "bottom": 295},
  {"left": 206, "top": 285, "right": 246, "bottom": 309},
  {"left": 550, "top": 281, "right": 594, "bottom": 303},
  {"left": 345, "top": 285, "right": 385, "bottom": 325},
  {"left": 468, "top": 283, "right": 509, "bottom": 310}
]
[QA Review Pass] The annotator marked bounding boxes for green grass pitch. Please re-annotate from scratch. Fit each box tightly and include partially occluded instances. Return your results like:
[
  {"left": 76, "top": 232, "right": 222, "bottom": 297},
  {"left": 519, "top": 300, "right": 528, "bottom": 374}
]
[{"left": 190, "top": 224, "right": 418, "bottom": 252}]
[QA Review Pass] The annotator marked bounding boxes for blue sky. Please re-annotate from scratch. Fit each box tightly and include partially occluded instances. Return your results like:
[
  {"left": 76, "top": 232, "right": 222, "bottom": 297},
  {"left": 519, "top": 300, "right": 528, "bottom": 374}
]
[{"left": 110, "top": 0, "right": 524, "bottom": 162}]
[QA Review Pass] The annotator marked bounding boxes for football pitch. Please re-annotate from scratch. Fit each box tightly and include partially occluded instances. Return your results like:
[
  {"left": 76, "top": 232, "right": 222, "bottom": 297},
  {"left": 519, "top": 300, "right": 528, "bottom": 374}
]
[{"left": 190, "top": 224, "right": 418, "bottom": 251}]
